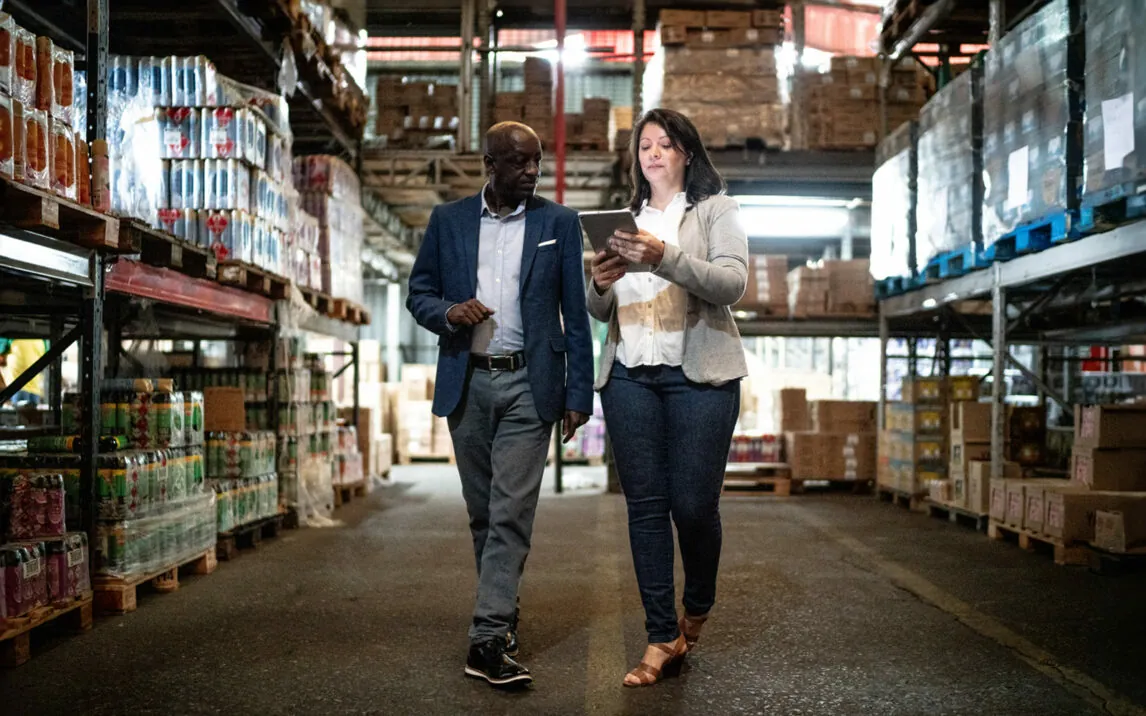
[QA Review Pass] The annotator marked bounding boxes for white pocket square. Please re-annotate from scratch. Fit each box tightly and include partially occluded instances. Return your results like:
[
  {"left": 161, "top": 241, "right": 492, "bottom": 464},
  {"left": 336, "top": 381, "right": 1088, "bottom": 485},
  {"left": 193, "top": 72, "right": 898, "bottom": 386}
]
[{"left": 538, "top": 239, "right": 557, "bottom": 247}]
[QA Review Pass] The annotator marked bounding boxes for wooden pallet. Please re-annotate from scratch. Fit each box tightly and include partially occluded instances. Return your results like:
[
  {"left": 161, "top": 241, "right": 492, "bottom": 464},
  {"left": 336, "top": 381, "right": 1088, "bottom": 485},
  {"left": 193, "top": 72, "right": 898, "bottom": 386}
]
[
  {"left": 987, "top": 521, "right": 1089, "bottom": 566},
  {"left": 1087, "top": 545, "right": 1146, "bottom": 576},
  {"left": 723, "top": 477, "right": 792, "bottom": 496},
  {"left": 725, "top": 463, "right": 792, "bottom": 495},
  {"left": 398, "top": 452, "right": 456, "bottom": 465},
  {"left": 118, "top": 218, "right": 217, "bottom": 279},
  {"left": 0, "top": 594, "right": 93, "bottom": 667},
  {"left": 299, "top": 285, "right": 335, "bottom": 316},
  {"left": 331, "top": 298, "right": 370, "bottom": 325},
  {"left": 92, "top": 549, "right": 217, "bottom": 614},
  {"left": 792, "top": 476, "right": 874, "bottom": 495},
  {"left": 877, "top": 485, "right": 928, "bottom": 512},
  {"left": 0, "top": 177, "right": 122, "bottom": 251},
  {"left": 333, "top": 480, "right": 369, "bottom": 508},
  {"left": 218, "top": 261, "right": 290, "bottom": 299},
  {"left": 927, "top": 500, "right": 990, "bottom": 532},
  {"left": 217, "top": 513, "right": 286, "bottom": 561}
]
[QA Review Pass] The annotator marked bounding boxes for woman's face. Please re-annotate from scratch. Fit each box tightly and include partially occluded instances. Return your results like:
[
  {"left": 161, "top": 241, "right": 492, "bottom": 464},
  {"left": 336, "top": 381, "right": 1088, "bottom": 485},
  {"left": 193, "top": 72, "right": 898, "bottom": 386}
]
[{"left": 638, "top": 122, "right": 687, "bottom": 191}]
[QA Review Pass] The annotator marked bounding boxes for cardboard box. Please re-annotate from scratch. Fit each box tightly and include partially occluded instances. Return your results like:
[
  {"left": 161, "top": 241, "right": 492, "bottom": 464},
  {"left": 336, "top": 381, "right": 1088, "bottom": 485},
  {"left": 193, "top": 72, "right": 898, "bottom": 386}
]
[
  {"left": 1074, "top": 404, "right": 1146, "bottom": 449},
  {"left": 1093, "top": 502, "right": 1146, "bottom": 553},
  {"left": 951, "top": 402, "right": 992, "bottom": 444},
  {"left": 1045, "top": 490, "right": 1146, "bottom": 543},
  {"left": 951, "top": 440, "right": 991, "bottom": 476},
  {"left": 1072, "top": 448, "right": 1146, "bottom": 491},
  {"left": 969, "top": 461, "right": 1020, "bottom": 514},
  {"left": 885, "top": 402, "right": 944, "bottom": 434},
  {"left": 736, "top": 254, "right": 788, "bottom": 313},
  {"left": 777, "top": 388, "right": 809, "bottom": 432},
  {"left": 204, "top": 387, "right": 246, "bottom": 432},
  {"left": 1009, "top": 407, "right": 1045, "bottom": 439},
  {"left": 785, "top": 431, "right": 825, "bottom": 479},
  {"left": 659, "top": 25, "right": 688, "bottom": 45},
  {"left": 1005, "top": 478, "right": 1069, "bottom": 529},
  {"left": 842, "top": 433, "right": 877, "bottom": 481},
  {"left": 811, "top": 401, "right": 877, "bottom": 434},
  {"left": 825, "top": 259, "right": 875, "bottom": 314},
  {"left": 752, "top": 9, "right": 784, "bottom": 27},
  {"left": 659, "top": 9, "right": 707, "bottom": 27},
  {"left": 950, "top": 376, "right": 981, "bottom": 402},
  {"left": 989, "top": 478, "right": 1013, "bottom": 521},
  {"left": 706, "top": 10, "right": 752, "bottom": 28},
  {"left": 902, "top": 377, "right": 947, "bottom": 404},
  {"left": 1025, "top": 481, "right": 1074, "bottom": 534},
  {"left": 401, "top": 364, "right": 436, "bottom": 402}
]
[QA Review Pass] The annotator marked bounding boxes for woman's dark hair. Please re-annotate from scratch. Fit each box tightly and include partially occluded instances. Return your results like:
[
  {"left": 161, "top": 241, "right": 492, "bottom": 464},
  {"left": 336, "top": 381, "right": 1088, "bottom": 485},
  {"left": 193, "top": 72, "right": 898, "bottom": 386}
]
[{"left": 628, "top": 108, "right": 726, "bottom": 215}]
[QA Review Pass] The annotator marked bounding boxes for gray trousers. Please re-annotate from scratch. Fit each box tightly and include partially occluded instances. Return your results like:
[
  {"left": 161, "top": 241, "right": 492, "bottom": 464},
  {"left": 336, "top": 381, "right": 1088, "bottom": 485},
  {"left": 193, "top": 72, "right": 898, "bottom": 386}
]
[{"left": 447, "top": 365, "right": 553, "bottom": 644}]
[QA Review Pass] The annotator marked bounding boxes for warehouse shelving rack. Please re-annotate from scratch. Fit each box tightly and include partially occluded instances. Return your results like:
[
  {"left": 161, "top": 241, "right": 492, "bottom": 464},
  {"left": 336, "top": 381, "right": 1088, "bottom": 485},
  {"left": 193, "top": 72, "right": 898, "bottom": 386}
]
[
  {"left": 0, "top": 0, "right": 367, "bottom": 553},
  {"left": 879, "top": 221, "right": 1146, "bottom": 480}
]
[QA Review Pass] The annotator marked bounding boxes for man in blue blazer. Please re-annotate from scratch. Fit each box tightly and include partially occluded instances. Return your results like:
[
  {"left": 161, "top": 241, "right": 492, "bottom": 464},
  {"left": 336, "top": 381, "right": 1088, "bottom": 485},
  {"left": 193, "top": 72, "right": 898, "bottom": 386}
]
[{"left": 406, "top": 122, "right": 594, "bottom": 687}]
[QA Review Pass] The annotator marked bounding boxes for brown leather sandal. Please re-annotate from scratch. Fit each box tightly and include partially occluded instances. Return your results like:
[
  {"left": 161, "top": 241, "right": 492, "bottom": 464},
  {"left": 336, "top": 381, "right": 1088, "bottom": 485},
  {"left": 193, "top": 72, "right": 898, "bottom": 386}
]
[
  {"left": 622, "top": 636, "right": 688, "bottom": 687},
  {"left": 679, "top": 613, "right": 709, "bottom": 650}
]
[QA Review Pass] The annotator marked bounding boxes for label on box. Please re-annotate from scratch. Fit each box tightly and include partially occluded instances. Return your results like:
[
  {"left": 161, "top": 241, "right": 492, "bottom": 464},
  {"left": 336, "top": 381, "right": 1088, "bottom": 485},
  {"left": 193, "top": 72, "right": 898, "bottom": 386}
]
[
  {"left": 1047, "top": 501, "right": 1062, "bottom": 530},
  {"left": 1102, "top": 93, "right": 1135, "bottom": 170},
  {"left": 701, "top": 31, "right": 715, "bottom": 43},
  {"left": 1008, "top": 493, "right": 1023, "bottom": 519},
  {"left": 67, "top": 547, "right": 85, "bottom": 567},
  {"left": 992, "top": 489, "right": 1006, "bottom": 516},
  {"left": 24, "top": 557, "right": 41, "bottom": 578},
  {"left": 1028, "top": 496, "right": 1043, "bottom": 524},
  {"left": 1006, "top": 146, "right": 1030, "bottom": 210},
  {"left": 745, "top": 29, "right": 758, "bottom": 41},
  {"left": 1075, "top": 455, "right": 1093, "bottom": 486}
]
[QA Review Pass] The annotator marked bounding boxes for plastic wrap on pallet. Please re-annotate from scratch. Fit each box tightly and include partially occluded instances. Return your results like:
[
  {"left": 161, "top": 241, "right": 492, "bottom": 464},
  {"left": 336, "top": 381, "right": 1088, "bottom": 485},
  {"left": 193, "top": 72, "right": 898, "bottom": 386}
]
[
  {"left": 0, "top": 457, "right": 82, "bottom": 538},
  {"left": 916, "top": 66, "right": 983, "bottom": 270},
  {"left": 93, "top": 491, "right": 216, "bottom": 580},
  {"left": 870, "top": 121, "right": 917, "bottom": 280},
  {"left": 209, "top": 474, "right": 278, "bottom": 533},
  {"left": 108, "top": 57, "right": 165, "bottom": 228},
  {"left": 0, "top": 541, "right": 48, "bottom": 620},
  {"left": 1084, "top": 0, "right": 1146, "bottom": 196},
  {"left": 981, "top": 0, "right": 1084, "bottom": 247}
]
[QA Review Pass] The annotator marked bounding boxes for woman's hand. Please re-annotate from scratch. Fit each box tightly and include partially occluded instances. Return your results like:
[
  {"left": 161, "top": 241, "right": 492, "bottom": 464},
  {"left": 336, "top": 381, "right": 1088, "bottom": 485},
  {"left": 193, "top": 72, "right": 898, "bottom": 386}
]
[
  {"left": 609, "top": 229, "right": 666, "bottom": 267},
  {"left": 591, "top": 250, "right": 629, "bottom": 292}
]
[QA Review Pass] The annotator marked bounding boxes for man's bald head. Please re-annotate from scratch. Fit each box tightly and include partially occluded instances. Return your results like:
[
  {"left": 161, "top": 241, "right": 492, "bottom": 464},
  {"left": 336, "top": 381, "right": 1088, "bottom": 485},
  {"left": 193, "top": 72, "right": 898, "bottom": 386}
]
[
  {"left": 483, "top": 122, "right": 543, "bottom": 210},
  {"left": 484, "top": 122, "right": 541, "bottom": 158}
]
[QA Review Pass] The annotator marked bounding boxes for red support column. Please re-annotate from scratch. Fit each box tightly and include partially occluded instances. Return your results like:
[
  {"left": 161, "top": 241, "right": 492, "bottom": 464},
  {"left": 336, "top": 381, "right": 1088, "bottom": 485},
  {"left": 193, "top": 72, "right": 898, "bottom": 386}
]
[{"left": 554, "top": 0, "right": 567, "bottom": 205}]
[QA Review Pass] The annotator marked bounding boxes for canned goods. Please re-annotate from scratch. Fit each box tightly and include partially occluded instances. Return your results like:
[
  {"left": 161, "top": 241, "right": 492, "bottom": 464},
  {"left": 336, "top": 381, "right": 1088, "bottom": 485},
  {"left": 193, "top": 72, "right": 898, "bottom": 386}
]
[
  {"left": 108, "top": 55, "right": 137, "bottom": 98},
  {"left": 97, "top": 454, "right": 130, "bottom": 520},
  {"left": 161, "top": 107, "right": 200, "bottom": 159}
]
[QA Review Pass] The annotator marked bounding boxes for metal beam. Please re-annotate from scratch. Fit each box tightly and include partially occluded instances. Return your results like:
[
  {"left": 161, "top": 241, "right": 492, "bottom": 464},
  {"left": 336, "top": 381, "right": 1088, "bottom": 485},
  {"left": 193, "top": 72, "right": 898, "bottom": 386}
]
[
  {"left": 991, "top": 265, "right": 1007, "bottom": 479},
  {"left": 459, "top": 0, "right": 476, "bottom": 153},
  {"left": 0, "top": 325, "right": 81, "bottom": 406},
  {"left": 889, "top": 0, "right": 956, "bottom": 61}
]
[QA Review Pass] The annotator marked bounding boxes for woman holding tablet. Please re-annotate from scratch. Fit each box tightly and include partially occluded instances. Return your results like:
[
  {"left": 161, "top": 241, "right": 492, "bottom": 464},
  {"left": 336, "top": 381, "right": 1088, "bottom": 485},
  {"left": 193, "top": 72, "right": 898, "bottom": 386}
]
[{"left": 587, "top": 108, "right": 749, "bottom": 687}]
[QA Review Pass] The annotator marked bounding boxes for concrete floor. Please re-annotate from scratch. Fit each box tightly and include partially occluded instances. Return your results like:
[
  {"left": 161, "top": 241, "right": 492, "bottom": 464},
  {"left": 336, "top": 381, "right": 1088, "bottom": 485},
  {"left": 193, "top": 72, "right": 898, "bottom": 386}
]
[{"left": 4, "top": 465, "right": 1146, "bottom": 716}]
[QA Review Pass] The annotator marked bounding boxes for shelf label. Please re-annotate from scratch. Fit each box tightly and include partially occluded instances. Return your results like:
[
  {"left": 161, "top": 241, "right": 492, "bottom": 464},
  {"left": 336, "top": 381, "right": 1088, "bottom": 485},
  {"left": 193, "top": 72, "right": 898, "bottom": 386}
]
[
  {"left": 1102, "top": 93, "right": 1135, "bottom": 171},
  {"left": 1006, "top": 145, "right": 1029, "bottom": 210}
]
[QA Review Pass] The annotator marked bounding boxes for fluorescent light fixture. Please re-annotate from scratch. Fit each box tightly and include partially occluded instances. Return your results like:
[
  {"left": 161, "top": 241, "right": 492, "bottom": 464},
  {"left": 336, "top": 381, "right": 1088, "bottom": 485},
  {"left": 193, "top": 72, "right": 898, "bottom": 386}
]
[
  {"left": 734, "top": 195, "right": 854, "bottom": 208},
  {"left": 739, "top": 206, "right": 850, "bottom": 238}
]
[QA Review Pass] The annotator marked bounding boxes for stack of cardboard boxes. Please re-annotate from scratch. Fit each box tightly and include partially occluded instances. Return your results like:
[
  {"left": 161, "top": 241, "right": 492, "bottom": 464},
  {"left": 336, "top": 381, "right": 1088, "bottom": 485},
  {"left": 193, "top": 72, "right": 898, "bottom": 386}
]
[
  {"left": 785, "top": 260, "right": 877, "bottom": 318},
  {"left": 791, "top": 57, "right": 927, "bottom": 150},
  {"left": 782, "top": 389, "right": 878, "bottom": 482},
  {"left": 880, "top": 376, "right": 980, "bottom": 496},
  {"left": 734, "top": 255, "right": 789, "bottom": 316},
  {"left": 494, "top": 58, "right": 555, "bottom": 148},
  {"left": 657, "top": 8, "right": 787, "bottom": 149},
  {"left": 988, "top": 401, "right": 1146, "bottom": 550},
  {"left": 374, "top": 77, "right": 459, "bottom": 148},
  {"left": 392, "top": 364, "right": 453, "bottom": 464},
  {"left": 563, "top": 97, "right": 612, "bottom": 150}
]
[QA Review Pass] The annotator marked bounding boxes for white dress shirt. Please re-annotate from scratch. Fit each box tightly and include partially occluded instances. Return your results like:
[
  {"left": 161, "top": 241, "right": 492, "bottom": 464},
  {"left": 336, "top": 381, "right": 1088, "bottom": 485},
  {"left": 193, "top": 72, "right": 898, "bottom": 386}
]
[
  {"left": 615, "top": 192, "right": 689, "bottom": 368},
  {"left": 470, "top": 186, "right": 527, "bottom": 355}
]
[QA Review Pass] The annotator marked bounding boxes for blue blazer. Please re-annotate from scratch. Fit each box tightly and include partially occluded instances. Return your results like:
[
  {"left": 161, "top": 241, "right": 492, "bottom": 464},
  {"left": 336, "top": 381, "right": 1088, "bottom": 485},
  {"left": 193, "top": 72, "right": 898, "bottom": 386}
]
[{"left": 406, "top": 193, "right": 594, "bottom": 422}]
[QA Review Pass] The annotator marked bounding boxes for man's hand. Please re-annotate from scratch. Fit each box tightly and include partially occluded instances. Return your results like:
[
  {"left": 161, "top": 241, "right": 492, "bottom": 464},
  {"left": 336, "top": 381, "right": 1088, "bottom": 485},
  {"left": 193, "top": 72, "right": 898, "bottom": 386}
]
[
  {"left": 609, "top": 229, "right": 666, "bottom": 267},
  {"left": 562, "top": 410, "right": 590, "bottom": 444},
  {"left": 447, "top": 299, "right": 495, "bottom": 326}
]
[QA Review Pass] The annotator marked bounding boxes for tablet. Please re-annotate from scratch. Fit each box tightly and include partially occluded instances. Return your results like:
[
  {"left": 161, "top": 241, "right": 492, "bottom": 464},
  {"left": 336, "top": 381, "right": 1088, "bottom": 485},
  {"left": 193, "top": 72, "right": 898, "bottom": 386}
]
[{"left": 578, "top": 210, "right": 652, "bottom": 273}]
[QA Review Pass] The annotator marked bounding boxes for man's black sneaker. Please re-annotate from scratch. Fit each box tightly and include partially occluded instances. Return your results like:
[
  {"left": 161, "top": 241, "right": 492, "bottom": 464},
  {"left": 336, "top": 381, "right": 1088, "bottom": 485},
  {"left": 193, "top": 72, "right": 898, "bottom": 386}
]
[{"left": 464, "top": 639, "right": 533, "bottom": 687}]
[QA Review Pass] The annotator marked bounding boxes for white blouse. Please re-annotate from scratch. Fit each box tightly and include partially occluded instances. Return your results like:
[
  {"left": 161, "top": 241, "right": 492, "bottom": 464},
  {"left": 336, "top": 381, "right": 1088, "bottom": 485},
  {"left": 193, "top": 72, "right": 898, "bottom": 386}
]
[{"left": 615, "top": 192, "right": 690, "bottom": 368}]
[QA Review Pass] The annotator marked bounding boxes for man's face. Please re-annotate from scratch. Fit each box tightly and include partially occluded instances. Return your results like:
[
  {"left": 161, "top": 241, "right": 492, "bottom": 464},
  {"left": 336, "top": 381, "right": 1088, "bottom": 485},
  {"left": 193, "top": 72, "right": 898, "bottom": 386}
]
[{"left": 486, "top": 131, "right": 543, "bottom": 206}]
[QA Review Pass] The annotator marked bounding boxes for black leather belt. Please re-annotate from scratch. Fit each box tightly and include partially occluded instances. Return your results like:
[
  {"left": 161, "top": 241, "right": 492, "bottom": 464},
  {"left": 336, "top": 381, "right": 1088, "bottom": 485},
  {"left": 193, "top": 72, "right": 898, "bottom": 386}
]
[{"left": 470, "top": 352, "right": 526, "bottom": 372}]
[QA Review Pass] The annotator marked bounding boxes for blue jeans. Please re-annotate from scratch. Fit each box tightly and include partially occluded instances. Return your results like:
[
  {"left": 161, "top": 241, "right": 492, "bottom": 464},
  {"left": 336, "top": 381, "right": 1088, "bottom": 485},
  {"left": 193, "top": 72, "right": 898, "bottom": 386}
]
[{"left": 601, "top": 363, "right": 740, "bottom": 643}]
